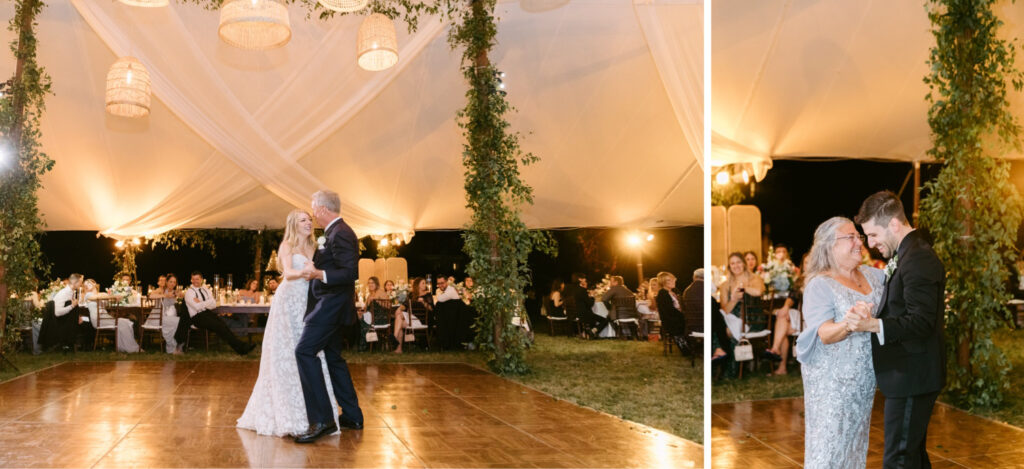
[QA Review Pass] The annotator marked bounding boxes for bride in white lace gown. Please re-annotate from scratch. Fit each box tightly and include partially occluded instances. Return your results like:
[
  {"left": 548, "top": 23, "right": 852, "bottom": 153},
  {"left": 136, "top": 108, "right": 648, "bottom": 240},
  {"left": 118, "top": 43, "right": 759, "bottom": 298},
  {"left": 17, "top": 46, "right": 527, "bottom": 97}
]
[{"left": 237, "top": 210, "right": 339, "bottom": 437}]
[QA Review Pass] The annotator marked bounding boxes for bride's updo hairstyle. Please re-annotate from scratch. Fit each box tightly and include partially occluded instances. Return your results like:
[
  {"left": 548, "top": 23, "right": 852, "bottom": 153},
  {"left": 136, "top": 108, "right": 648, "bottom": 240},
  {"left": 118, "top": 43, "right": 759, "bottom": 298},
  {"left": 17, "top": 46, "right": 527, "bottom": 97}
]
[
  {"left": 283, "top": 209, "right": 315, "bottom": 252},
  {"left": 803, "top": 216, "right": 853, "bottom": 282}
]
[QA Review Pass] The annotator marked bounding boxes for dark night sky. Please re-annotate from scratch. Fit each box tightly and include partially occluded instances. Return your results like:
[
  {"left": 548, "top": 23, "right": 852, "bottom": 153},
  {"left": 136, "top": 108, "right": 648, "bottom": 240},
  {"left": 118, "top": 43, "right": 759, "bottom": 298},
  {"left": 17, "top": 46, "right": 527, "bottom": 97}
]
[
  {"left": 748, "top": 159, "right": 1024, "bottom": 262},
  {"left": 37, "top": 227, "right": 701, "bottom": 294}
]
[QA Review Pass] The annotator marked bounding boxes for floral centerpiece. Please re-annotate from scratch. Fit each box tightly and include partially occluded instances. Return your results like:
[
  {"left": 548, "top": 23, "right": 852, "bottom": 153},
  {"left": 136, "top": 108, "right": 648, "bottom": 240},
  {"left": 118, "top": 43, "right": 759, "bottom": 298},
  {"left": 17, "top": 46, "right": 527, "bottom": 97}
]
[
  {"left": 109, "top": 279, "right": 135, "bottom": 306},
  {"left": 760, "top": 259, "right": 797, "bottom": 294},
  {"left": 589, "top": 274, "right": 612, "bottom": 298},
  {"left": 389, "top": 279, "right": 411, "bottom": 304},
  {"left": 40, "top": 279, "right": 64, "bottom": 302}
]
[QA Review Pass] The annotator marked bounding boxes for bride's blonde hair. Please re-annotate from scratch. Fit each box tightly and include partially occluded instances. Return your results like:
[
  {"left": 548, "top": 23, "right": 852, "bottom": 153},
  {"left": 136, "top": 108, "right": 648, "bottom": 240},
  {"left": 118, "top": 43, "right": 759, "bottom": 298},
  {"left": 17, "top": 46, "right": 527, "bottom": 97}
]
[{"left": 284, "top": 209, "right": 315, "bottom": 252}]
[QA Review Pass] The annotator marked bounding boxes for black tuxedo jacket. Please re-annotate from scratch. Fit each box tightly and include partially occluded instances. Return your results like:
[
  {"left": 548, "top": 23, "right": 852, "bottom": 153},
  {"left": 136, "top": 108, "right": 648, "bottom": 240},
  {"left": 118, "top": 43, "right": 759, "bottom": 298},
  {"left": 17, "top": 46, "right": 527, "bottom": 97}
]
[
  {"left": 871, "top": 230, "right": 946, "bottom": 398},
  {"left": 307, "top": 218, "right": 359, "bottom": 324}
]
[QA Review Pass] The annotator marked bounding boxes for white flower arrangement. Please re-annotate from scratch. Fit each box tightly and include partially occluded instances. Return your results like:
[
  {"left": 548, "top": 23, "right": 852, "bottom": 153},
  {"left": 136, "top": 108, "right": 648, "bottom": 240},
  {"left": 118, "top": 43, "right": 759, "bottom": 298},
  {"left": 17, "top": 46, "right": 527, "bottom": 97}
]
[
  {"left": 40, "top": 279, "right": 64, "bottom": 302},
  {"left": 760, "top": 259, "right": 797, "bottom": 293},
  {"left": 389, "top": 280, "right": 411, "bottom": 304},
  {"left": 109, "top": 279, "right": 135, "bottom": 306},
  {"left": 589, "top": 274, "right": 613, "bottom": 298}
]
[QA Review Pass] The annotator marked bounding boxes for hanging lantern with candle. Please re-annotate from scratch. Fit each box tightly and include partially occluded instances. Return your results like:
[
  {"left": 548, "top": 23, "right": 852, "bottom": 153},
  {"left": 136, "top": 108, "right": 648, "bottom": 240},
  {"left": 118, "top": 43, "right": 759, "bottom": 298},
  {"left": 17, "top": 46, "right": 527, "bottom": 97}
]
[
  {"left": 105, "top": 57, "right": 151, "bottom": 118},
  {"left": 218, "top": 0, "right": 292, "bottom": 50},
  {"left": 357, "top": 13, "right": 398, "bottom": 71}
]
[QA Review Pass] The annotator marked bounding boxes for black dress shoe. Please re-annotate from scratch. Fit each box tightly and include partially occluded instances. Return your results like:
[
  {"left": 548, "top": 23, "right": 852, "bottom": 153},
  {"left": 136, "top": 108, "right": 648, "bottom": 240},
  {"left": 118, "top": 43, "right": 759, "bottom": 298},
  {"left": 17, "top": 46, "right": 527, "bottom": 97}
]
[
  {"left": 337, "top": 415, "right": 364, "bottom": 430},
  {"left": 294, "top": 422, "right": 338, "bottom": 444}
]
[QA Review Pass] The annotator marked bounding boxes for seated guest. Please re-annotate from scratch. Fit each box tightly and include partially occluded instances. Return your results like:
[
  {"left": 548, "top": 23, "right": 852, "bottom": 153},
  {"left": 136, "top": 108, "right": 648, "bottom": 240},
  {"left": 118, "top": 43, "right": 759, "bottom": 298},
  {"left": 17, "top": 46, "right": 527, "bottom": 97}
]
[
  {"left": 721, "top": 252, "right": 766, "bottom": 330},
  {"left": 173, "top": 271, "right": 253, "bottom": 356},
  {"left": 384, "top": 279, "right": 396, "bottom": 299},
  {"left": 266, "top": 277, "right": 280, "bottom": 295},
  {"left": 744, "top": 251, "right": 762, "bottom": 275},
  {"left": 238, "top": 279, "right": 260, "bottom": 303},
  {"left": 546, "top": 279, "right": 565, "bottom": 317},
  {"left": 41, "top": 273, "right": 85, "bottom": 351},
  {"left": 394, "top": 277, "right": 432, "bottom": 354},
  {"left": 568, "top": 273, "right": 603, "bottom": 337},
  {"left": 434, "top": 276, "right": 462, "bottom": 350},
  {"left": 657, "top": 271, "right": 686, "bottom": 352},
  {"left": 462, "top": 277, "right": 475, "bottom": 305},
  {"left": 83, "top": 279, "right": 140, "bottom": 353},
  {"left": 601, "top": 275, "right": 637, "bottom": 335},
  {"left": 765, "top": 260, "right": 806, "bottom": 376},
  {"left": 711, "top": 294, "right": 731, "bottom": 361},
  {"left": 149, "top": 273, "right": 183, "bottom": 353},
  {"left": 152, "top": 275, "right": 167, "bottom": 294}
]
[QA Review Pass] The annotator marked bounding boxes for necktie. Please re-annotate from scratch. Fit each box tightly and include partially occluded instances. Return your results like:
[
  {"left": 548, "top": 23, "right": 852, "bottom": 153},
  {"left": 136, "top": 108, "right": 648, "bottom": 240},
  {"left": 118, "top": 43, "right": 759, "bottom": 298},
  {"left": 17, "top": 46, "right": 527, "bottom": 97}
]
[{"left": 198, "top": 288, "right": 206, "bottom": 301}]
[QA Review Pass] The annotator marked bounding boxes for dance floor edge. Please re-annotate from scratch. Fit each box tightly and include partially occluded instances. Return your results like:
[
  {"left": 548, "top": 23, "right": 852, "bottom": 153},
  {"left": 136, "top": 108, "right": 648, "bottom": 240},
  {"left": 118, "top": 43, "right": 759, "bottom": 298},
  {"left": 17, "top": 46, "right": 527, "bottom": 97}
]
[
  {"left": 0, "top": 360, "right": 701, "bottom": 468},
  {"left": 712, "top": 394, "right": 1024, "bottom": 468}
]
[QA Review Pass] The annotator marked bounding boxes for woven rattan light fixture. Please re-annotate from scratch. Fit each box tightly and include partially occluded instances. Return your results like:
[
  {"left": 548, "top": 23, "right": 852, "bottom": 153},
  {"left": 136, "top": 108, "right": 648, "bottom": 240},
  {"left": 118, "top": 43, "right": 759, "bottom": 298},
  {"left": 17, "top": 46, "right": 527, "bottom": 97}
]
[
  {"left": 117, "top": 0, "right": 170, "bottom": 6},
  {"left": 357, "top": 14, "right": 398, "bottom": 71},
  {"left": 318, "top": 0, "right": 368, "bottom": 13},
  {"left": 218, "top": 0, "right": 291, "bottom": 50},
  {"left": 105, "top": 57, "right": 151, "bottom": 118}
]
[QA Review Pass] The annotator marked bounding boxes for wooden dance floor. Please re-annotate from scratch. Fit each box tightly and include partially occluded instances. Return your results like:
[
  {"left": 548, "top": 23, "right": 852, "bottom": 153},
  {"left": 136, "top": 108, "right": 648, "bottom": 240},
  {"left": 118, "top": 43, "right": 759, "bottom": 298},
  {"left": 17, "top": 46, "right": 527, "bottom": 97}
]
[
  {"left": 712, "top": 394, "right": 1024, "bottom": 468},
  {"left": 0, "top": 361, "right": 700, "bottom": 468}
]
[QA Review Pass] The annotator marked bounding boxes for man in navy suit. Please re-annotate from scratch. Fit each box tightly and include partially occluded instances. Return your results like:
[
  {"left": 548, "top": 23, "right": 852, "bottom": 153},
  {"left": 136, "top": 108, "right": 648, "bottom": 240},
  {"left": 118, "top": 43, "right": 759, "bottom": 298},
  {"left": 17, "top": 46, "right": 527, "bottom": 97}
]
[{"left": 293, "top": 190, "right": 365, "bottom": 443}]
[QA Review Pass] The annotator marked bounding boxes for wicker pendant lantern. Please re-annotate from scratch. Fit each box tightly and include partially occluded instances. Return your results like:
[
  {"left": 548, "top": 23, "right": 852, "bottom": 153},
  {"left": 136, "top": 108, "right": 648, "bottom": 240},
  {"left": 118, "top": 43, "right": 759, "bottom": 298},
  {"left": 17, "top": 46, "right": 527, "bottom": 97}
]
[
  {"left": 105, "top": 57, "right": 151, "bottom": 118},
  {"left": 357, "top": 14, "right": 398, "bottom": 72},
  {"left": 318, "top": 0, "right": 368, "bottom": 13},
  {"left": 218, "top": 0, "right": 291, "bottom": 50},
  {"left": 117, "top": 0, "right": 170, "bottom": 6}
]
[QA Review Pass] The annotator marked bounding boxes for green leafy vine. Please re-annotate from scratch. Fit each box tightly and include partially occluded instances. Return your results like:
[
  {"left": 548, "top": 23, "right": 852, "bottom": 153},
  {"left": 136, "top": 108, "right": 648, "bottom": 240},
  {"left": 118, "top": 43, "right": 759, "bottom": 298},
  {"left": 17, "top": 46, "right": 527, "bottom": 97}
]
[
  {"left": 0, "top": 0, "right": 51, "bottom": 356},
  {"left": 921, "top": 0, "right": 1024, "bottom": 407}
]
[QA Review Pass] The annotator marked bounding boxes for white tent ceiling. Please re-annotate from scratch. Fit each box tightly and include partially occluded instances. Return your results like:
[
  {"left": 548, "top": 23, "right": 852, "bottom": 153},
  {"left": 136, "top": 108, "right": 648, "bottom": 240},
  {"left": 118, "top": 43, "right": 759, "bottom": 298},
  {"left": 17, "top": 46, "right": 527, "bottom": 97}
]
[
  {"left": 712, "top": 0, "right": 1024, "bottom": 172},
  {"left": 0, "top": 0, "right": 702, "bottom": 238}
]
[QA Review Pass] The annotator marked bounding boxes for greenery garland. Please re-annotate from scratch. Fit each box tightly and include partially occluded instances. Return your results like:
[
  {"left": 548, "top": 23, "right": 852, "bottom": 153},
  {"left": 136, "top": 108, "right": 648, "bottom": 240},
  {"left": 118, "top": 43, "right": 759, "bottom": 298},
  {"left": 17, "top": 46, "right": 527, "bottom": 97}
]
[
  {"left": 0, "top": 0, "right": 51, "bottom": 356},
  {"left": 921, "top": 0, "right": 1024, "bottom": 407}
]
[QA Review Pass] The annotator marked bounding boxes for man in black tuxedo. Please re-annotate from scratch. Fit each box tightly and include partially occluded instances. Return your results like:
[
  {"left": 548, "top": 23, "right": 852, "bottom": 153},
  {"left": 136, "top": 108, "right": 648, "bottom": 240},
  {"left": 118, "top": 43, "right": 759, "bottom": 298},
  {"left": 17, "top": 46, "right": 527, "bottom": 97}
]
[
  {"left": 847, "top": 191, "right": 946, "bottom": 469},
  {"left": 293, "top": 190, "right": 365, "bottom": 444}
]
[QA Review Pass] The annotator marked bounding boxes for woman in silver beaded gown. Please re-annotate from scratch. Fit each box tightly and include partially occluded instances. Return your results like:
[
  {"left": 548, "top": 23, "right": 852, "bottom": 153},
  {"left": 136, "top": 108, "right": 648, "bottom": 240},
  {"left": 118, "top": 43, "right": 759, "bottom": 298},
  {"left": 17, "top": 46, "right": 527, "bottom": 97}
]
[{"left": 795, "top": 217, "right": 885, "bottom": 468}]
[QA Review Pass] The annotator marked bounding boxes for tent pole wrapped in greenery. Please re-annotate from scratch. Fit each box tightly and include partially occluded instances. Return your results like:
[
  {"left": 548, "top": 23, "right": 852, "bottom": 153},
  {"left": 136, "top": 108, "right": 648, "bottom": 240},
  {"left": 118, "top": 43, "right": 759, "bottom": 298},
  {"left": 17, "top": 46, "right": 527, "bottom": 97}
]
[
  {"left": 921, "top": 0, "right": 1024, "bottom": 407},
  {"left": 0, "top": 0, "right": 52, "bottom": 359}
]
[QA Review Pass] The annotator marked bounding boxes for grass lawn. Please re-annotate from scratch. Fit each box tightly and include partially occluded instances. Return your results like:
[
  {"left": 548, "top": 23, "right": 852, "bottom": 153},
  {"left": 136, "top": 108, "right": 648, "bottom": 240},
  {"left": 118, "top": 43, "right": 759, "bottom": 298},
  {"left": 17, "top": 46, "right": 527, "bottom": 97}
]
[
  {"left": 0, "top": 334, "right": 701, "bottom": 443},
  {"left": 711, "top": 328, "right": 1024, "bottom": 431}
]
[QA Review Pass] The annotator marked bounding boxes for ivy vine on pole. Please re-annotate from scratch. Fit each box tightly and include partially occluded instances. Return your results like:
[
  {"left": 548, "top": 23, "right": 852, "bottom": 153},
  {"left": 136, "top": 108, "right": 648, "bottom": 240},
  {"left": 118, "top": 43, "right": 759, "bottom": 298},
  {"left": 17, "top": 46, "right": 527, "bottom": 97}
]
[
  {"left": 0, "top": 0, "right": 52, "bottom": 356},
  {"left": 921, "top": 0, "right": 1024, "bottom": 408}
]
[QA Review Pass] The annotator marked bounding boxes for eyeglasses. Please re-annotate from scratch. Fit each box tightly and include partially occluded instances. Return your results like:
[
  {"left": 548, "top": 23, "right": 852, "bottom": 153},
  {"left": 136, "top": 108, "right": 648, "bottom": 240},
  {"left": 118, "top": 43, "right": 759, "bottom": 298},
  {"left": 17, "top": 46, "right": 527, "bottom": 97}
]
[{"left": 837, "top": 234, "right": 866, "bottom": 244}]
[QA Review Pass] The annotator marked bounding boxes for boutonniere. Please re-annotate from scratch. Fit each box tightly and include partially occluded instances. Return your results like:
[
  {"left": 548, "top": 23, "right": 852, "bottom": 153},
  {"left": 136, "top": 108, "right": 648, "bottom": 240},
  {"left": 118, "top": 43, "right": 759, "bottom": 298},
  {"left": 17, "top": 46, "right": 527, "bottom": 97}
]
[
  {"left": 317, "top": 236, "right": 327, "bottom": 250},
  {"left": 884, "top": 254, "right": 899, "bottom": 280}
]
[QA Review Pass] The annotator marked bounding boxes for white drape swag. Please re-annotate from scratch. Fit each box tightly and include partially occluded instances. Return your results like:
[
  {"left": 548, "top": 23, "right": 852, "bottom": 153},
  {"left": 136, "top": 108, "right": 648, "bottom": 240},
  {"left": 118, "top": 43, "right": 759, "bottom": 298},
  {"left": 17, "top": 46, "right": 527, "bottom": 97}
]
[{"left": 2, "top": 0, "right": 700, "bottom": 238}]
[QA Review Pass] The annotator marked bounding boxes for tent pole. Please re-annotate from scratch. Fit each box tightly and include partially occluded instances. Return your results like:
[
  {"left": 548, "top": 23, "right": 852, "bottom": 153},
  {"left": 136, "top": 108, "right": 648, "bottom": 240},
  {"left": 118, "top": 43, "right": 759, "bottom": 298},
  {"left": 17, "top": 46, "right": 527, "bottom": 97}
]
[{"left": 913, "top": 161, "right": 921, "bottom": 227}]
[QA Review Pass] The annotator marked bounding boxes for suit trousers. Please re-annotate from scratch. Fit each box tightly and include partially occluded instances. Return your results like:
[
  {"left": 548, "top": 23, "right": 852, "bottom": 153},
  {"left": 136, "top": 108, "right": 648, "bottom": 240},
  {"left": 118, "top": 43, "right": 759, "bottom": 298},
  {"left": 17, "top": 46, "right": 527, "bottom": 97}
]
[
  {"left": 295, "top": 293, "right": 363, "bottom": 427},
  {"left": 174, "top": 310, "right": 248, "bottom": 354},
  {"left": 883, "top": 390, "right": 940, "bottom": 469}
]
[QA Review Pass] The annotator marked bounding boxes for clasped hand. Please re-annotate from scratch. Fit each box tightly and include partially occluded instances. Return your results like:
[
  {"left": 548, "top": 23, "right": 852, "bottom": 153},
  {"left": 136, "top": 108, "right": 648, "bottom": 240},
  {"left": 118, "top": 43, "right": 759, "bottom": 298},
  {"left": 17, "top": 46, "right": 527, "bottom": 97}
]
[
  {"left": 300, "top": 261, "right": 319, "bottom": 281},
  {"left": 843, "top": 301, "right": 875, "bottom": 332}
]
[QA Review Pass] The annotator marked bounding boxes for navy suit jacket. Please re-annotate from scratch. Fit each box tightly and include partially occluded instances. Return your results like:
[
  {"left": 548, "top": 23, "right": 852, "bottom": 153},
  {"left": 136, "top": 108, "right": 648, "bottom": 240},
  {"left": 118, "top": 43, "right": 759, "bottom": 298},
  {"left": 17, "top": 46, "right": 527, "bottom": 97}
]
[{"left": 307, "top": 217, "right": 359, "bottom": 325}]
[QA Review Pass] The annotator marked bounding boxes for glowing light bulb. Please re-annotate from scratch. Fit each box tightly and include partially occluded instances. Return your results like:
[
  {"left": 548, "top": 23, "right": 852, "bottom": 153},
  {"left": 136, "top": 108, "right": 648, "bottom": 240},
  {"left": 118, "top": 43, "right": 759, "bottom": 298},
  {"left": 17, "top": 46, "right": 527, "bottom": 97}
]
[
  {"left": 742, "top": 169, "right": 750, "bottom": 184},
  {"left": 115, "top": 240, "right": 125, "bottom": 248},
  {"left": 132, "top": 238, "right": 141, "bottom": 245},
  {"left": 646, "top": 234, "right": 654, "bottom": 242},
  {"left": 380, "top": 238, "right": 389, "bottom": 247},
  {"left": 627, "top": 234, "right": 641, "bottom": 247},
  {"left": 715, "top": 171, "right": 730, "bottom": 185}
]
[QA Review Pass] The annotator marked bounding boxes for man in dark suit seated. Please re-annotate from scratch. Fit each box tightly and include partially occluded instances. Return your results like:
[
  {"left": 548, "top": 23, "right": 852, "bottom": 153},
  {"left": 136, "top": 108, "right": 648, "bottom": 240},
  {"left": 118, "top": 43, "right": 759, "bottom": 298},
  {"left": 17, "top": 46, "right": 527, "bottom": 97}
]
[
  {"left": 601, "top": 275, "right": 637, "bottom": 335},
  {"left": 39, "top": 274, "right": 87, "bottom": 352},
  {"left": 567, "top": 273, "right": 604, "bottom": 337}
]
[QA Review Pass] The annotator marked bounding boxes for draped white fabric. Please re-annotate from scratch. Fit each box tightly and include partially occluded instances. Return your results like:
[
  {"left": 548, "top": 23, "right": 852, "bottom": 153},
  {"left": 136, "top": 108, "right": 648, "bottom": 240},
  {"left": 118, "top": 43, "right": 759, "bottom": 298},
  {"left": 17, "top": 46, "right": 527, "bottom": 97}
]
[
  {"left": 712, "top": 0, "right": 1024, "bottom": 169},
  {"left": 0, "top": 0, "right": 700, "bottom": 237}
]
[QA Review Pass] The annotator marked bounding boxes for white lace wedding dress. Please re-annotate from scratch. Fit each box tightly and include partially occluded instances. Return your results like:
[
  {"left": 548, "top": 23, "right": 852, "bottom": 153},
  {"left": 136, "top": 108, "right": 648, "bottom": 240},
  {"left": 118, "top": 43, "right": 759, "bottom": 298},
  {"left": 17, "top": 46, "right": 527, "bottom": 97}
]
[{"left": 237, "top": 253, "right": 339, "bottom": 437}]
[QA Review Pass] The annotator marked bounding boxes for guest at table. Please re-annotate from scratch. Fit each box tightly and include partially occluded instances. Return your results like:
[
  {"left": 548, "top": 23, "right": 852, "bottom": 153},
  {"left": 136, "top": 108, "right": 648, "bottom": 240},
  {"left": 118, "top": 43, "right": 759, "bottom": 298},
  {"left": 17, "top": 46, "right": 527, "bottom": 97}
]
[
  {"left": 393, "top": 277, "right": 432, "bottom": 354},
  {"left": 173, "top": 271, "right": 254, "bottom": 356},
  {"left": 152, "top": 275, "right": 167, "bottom": 295},
  {"left": 149, "top": 273, "right": 183, "bottom": 353},
  {"left": 657, "top": 272, "right": 686, "bottom": 352},
  {"left": 647, "top": 277, "right": 661, "bottom": 314},
  {"left": 462, "top": 277, "right": 475, "bottom": 305},
  {"left": 567, "top": 273, "right": 600, "bottom": 337},
  {"left": 600, "top": 275, "right": 631, "bottom": 331},
  {"left": 384, "top": 279, "right": 396, "bottom": 298},
  {"left": 744, "top": 251, "right": 762, "bottom": 275},
  {"left": 546, "top": 279, "right": 565, "bottom": 318},
  {"left": 721, "top": 252, "right": 766, "bottom": 332},
  {"left": 40, "top": 274, "right": 85, "bottom": 351},
  {"left": 434, "top": 276, "right": 462, "bottom": 350},
  {"left": 711, "top": 294, "right": 732, "bottom": 362},
  {"left": 238, "top": 279, "right": 260, "bottom": 303},
  {"left": 266, "top": 277, "right": 280, "bottom": 295},
  {"left": 83, "top": 279, "right": 140, "bottom": 353}
]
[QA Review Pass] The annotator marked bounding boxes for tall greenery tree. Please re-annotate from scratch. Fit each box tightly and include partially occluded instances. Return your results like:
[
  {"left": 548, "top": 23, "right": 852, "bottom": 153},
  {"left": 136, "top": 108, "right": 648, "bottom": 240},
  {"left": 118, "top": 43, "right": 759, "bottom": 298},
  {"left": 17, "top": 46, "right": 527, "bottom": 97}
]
[
  {"left": 921, "top": 0, "right": 1024, "bottom": 407},
  {"left": 0, "top": 0, "right": 52, "bottom": 356}
]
